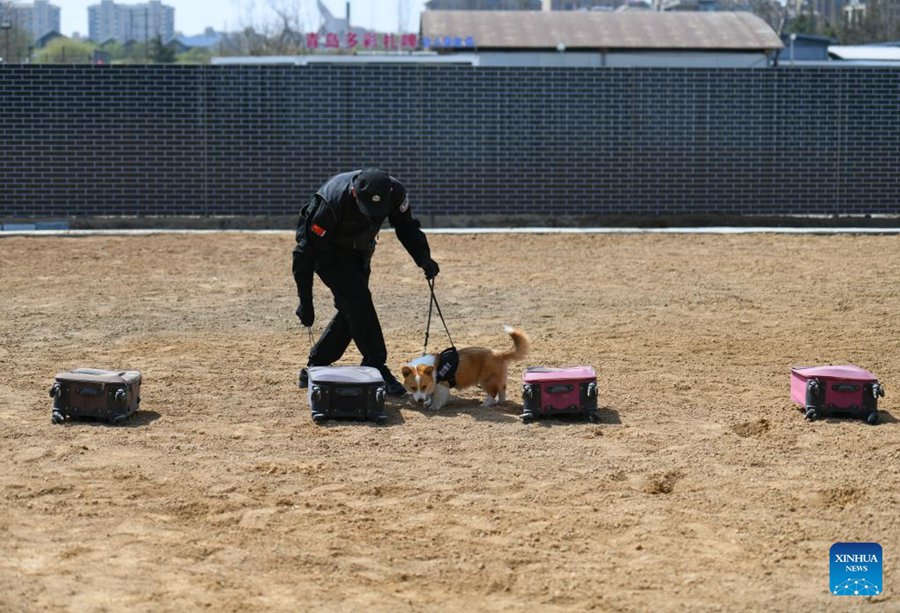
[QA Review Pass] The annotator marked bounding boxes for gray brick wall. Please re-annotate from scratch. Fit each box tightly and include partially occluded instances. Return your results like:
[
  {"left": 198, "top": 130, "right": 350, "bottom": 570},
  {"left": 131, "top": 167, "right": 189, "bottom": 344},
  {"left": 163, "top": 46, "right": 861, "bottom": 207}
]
[{"left": 1, "top": 65, "right": 898, "bottom": 218}]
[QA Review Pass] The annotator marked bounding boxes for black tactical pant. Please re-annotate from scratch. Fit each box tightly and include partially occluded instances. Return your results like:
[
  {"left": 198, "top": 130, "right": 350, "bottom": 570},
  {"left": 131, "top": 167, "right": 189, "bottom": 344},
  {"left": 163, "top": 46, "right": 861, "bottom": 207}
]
[{"left": 308, "top": 248, "right": 389, "bottom": 373}]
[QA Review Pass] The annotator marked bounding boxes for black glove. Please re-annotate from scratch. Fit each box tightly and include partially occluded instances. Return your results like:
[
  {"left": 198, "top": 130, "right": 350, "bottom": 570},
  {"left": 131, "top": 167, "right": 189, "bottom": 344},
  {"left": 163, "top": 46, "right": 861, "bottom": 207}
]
[
  {"left": 292, "top": 249, "right": 316, "bottom": 326},
  {"left": 295, "top": 301, "right": 314, "bottom": 327},
  {"left": 421, "top": 258, "right": 440, "bottom": 280}
]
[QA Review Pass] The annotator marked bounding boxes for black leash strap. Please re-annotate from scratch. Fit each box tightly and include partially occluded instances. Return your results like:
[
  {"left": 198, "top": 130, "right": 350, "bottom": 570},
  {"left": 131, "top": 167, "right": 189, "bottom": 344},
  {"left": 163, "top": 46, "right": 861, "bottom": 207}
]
[{"left": 423, "top": 277, "right": 454, "bottom": 355}]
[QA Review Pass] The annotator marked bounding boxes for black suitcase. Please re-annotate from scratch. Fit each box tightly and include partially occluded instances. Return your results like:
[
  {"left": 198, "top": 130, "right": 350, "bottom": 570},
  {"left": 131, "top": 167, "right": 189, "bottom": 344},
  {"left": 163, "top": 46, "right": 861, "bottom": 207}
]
[
  {"left": 50, "top": 368, "right": 142, "bottom": 424},
  {"left": 306, "top": 366, "right": 387, "bottom": 424}
]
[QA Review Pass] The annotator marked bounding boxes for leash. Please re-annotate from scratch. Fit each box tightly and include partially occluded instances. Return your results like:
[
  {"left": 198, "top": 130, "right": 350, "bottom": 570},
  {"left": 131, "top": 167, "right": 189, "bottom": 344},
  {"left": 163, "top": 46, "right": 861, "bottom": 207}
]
[{"left": 423, "top": 277, "right": 455, "bottom": 355}]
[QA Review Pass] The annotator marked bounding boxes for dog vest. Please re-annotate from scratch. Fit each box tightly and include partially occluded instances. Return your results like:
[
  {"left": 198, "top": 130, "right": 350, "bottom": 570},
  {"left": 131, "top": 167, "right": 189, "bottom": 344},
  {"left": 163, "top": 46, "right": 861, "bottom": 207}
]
[{"left": 436, "top": 347, "right": 459, "bottom": 388}]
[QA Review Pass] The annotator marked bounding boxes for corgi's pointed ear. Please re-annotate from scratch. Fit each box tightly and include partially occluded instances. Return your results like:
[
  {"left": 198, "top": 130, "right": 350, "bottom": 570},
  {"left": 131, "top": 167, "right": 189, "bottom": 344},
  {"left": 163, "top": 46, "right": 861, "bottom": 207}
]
[
  {"left": 401, "top": 366, "right": 413, "bottom": 377},
  {"left": 423, "top": 365, "right": 435, "bottom": 376}
]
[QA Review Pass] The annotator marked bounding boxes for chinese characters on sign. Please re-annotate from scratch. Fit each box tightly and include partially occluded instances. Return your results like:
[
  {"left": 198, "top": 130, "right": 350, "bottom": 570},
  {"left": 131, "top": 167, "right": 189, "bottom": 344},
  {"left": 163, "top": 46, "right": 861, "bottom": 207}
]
[{"left": 303, "top": 33, "right": 475, "bottom": 50}]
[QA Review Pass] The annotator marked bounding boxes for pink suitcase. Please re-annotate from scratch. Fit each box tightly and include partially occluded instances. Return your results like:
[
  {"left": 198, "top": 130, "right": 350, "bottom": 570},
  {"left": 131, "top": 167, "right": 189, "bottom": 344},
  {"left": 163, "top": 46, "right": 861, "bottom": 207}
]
[
  {"left": 521, "top": 366, "right": 599, "bottom": 423},
  {"left": 790, "top": 365, "right": 884, "bottom": 425}
]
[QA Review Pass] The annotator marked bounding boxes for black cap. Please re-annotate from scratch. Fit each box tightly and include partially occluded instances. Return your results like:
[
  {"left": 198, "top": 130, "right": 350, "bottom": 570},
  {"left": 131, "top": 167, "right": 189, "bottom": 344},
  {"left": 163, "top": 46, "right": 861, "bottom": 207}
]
[{"left": 353, "top": 169, "right": 393, "bottom": 217}]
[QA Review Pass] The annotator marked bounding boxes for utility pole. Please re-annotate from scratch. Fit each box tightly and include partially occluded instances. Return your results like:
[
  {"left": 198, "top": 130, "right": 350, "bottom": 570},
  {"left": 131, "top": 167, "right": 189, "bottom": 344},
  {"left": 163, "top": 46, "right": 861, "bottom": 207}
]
[{"left": 1, "top": 19, "right": 12, "bottom": 64}]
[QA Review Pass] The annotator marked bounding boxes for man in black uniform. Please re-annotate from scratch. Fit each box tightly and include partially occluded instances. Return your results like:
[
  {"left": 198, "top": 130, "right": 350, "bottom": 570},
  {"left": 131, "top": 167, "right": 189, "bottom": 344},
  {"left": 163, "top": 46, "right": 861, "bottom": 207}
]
[{"left": 292, "top": 168, "right": 439, "bottom": 395}]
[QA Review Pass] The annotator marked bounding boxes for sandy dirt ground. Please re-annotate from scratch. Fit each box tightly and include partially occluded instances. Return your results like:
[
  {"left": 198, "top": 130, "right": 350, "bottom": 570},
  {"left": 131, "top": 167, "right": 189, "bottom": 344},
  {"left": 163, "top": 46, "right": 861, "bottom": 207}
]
[{"left": 1, "top": 231, "right": 898, "bottom": 612}]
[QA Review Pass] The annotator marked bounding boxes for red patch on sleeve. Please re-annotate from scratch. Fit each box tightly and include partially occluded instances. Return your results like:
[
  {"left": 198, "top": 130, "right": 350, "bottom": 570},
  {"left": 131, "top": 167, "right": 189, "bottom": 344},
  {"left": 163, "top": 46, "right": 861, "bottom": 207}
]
[{"left": 311, "top": 223, "right": 326, "bottom": 237}]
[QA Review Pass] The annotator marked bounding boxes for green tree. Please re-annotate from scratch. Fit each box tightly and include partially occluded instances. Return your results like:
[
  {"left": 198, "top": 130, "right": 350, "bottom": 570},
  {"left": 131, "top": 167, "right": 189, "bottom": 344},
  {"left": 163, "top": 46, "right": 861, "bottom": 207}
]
[
  {"left": 35, "top": 37, "right": 97, "bottom": 64},
  {"left": 120, "top": 40, "right": 148, "bottom": 64},
  {"left": 99, "top": 40, "right": 128, "bottom": 62},
  {"left": 176, "top": 47, "right": 213, "bottom": 65},
  {"left": 1, "top": 1, "right": 34, "bottom": 63},
  {"left": 840, "top": 0, "right": 900, "bottom": 44},
  {"left": 784, "top": 13, "right": 819, "bottom": 36},
  {"left": 148, "top": 35, "right": 177, "bottom": 63}
]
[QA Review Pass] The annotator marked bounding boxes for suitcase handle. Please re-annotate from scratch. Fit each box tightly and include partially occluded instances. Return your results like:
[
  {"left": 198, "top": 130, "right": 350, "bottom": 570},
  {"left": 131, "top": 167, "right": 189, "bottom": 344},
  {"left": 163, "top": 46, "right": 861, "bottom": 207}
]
[
  {"left": 832, "top": 383, "right": 860, "bottom": 392},
  {"left": 545, "top": 405, "right": 579, "bottom": 412},
  {"left": 546, "top": 384, "right": 574, "bottom": 394},
  {"left": 77, "top": 386, "right": 102, "bottom": 396}
]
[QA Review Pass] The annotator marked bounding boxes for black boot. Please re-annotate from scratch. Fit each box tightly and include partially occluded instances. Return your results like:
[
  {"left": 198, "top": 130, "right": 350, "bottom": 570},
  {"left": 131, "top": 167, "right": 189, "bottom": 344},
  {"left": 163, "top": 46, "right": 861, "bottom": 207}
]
[
  {"left": 384, "top": 380, "right": 407, "bottom": 396},
  {"left": 377, "top": 366, "right": 406, "bottom": 397}
]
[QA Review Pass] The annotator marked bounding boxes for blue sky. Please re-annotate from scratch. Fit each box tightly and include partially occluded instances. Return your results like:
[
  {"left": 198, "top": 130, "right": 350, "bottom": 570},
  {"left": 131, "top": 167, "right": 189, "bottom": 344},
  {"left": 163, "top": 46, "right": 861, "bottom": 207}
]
[{"left": 52, "top": 0, "right": 428, "bottom": 37}]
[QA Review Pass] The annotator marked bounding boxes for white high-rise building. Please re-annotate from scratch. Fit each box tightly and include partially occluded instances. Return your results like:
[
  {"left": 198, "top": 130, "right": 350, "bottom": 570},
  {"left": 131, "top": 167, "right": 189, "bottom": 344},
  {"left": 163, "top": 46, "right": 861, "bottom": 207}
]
[
  {"left": 88, "top": 0, "right": 175, "bottom": 44},
  {"left": 1, "top": 0, "right": 61, "bottom": 41}
]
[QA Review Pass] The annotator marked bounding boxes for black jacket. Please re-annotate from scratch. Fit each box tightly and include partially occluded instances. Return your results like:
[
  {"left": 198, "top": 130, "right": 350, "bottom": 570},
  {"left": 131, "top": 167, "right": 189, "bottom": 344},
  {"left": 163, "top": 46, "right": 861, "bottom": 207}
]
[{"left": 292, "top": 171, "right": 432, "bottom": 302}]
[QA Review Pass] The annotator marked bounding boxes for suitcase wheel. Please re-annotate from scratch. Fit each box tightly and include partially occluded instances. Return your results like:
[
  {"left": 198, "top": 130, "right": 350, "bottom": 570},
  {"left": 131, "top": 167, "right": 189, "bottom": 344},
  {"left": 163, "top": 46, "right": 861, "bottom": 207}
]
[
  {"left": 587, "top": 382, "right": 597, "bottom": 398},
  {"left": 49, "top": 383, "right": 61, "bottom": 398},
  {"left": 520, "top": 411, "right": 535, "bottom": 424},
  {"left": 114, "top": 389, "right": 127, "bottom": 404},
  {"left": 522, "top": 384, "right": 533, "bottom": 400},
  {"left": 588, "top": 410, "right": 600, "bottom": 423},
  {"left": 866, "top": 411, "right": 879, "bottom": 426},
  {"left": 311, "top": 412, "right": 327, "bottom": 424},
  {"left": 372, "top": 413, "right": 388, "bottom": 425},
  {"left": 805, "top": 408, "right": 819, "bottom": 421},
  {"left": 873, "top": 383, "right": 885, "bottom": 399},
  {"left": 376, "top": 387, "right": 386, "bottom": 404},
  {"left": 310, "top": 386, "right": 322, "bottom": 402},
  {"left": 51, "top": 411, "right": 65, "bottom": 425}
]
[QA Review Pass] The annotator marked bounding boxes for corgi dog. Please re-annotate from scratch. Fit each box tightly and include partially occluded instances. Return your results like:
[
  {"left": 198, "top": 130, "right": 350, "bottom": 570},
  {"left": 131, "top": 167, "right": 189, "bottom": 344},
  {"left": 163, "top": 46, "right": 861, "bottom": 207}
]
[{"left": 401, "top": 326, "right": 529, "bottom": 411}]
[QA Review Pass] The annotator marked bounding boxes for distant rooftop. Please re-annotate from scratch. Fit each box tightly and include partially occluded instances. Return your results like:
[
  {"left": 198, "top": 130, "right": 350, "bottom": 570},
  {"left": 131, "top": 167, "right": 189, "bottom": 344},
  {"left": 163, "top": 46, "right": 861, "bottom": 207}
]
[
  {"left": 421, "top": 10, "right": 783, "bottom": 51},
  {"left": 174, "top": 29, "right": 224, "bottom": 49},
  {"left": 828, "top": 45, "right": 900, "bottom": 61}
]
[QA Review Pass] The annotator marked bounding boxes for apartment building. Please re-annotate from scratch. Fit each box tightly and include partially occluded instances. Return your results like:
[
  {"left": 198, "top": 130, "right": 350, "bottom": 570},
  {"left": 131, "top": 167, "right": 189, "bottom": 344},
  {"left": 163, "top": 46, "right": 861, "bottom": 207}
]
[
  {"left": 1, "top": 0, "right": 60, "bottom": 41},
  {"left": 87, "top": 0, "right": 174, "bottom": 43}
]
